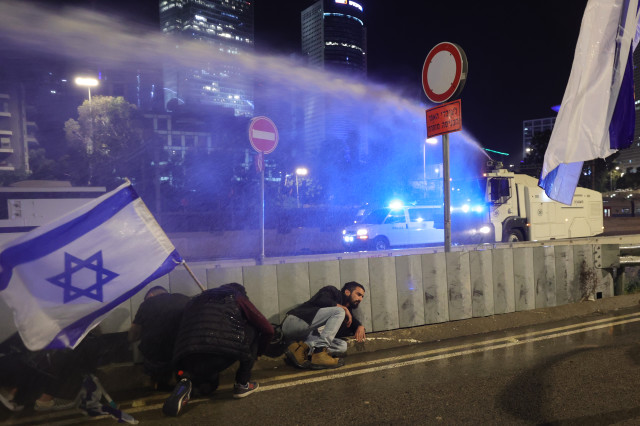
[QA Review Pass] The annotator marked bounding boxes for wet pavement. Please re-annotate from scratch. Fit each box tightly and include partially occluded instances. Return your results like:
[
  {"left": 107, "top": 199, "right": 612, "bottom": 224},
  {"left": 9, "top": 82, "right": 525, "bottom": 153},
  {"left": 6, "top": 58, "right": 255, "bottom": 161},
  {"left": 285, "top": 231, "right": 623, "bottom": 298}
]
[{"left": 4, "top": 294, "right": 640, "bottom": 425}]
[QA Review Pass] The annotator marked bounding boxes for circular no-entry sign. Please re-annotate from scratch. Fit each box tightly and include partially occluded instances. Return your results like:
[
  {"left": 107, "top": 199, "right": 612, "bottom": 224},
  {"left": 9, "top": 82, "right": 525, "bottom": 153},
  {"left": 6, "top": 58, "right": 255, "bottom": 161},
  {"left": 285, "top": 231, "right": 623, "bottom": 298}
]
[
  {"left": 249, "top": 116, "right": 279, "bottom": 154},
  {"left": 422, "top": 42, "right": 468, "bottom": 103}
]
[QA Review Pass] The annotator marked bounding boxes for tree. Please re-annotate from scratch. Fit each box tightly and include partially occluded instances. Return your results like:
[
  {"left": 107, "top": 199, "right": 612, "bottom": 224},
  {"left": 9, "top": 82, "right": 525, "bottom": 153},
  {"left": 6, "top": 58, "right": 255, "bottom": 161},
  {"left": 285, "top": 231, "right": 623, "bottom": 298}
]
[
  {"left": 520, "top": 129, "right": 551, "bottom": 178},
  {"left": 64, "top": 96, "right": 144, "bottom": 189}
]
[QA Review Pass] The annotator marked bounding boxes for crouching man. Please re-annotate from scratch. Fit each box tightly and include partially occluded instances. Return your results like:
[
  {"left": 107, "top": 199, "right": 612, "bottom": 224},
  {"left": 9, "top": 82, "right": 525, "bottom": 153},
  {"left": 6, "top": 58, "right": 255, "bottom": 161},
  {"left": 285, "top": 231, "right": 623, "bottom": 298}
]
[
  {"left": 128, "top": 286, "right": 190, "bottom": 390},
  {"left": 162, "top": 283, "right": 274, "bottom": 416},
  {"left": 282, "top": 281, "right": 366, "bottom": 370}
]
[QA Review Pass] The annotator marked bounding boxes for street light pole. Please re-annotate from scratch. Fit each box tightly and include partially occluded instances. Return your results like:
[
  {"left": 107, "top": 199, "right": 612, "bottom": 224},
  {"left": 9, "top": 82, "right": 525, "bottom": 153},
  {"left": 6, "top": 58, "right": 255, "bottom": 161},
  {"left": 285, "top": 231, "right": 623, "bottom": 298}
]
[
  {"left": 75, "top": 77, "right": 99, "bottom": 184},
  {"left": 424, "top": 138, "right": 437, "bottom": 197},
  {"left": 295, "top": 167, "right": 308, "bottom": 208}
]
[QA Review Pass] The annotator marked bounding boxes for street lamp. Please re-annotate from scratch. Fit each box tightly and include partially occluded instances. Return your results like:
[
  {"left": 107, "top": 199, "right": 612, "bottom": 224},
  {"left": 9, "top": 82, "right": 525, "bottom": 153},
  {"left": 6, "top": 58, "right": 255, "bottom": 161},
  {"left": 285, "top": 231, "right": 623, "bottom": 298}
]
[
  {"left": 295, "top": 167, "right": 308, "bottom": 208},
  {"left": 423, "top": 138, "right": 438, "bottom": 195},
  {"left": 610, "top": 166, "right": 620, "bottom": 192},
  {"left": 75, "top": 77, "right": 99, "bottom": 185},
  {"left": 74, "top": 77, "right": 99, "bottom": 154}
]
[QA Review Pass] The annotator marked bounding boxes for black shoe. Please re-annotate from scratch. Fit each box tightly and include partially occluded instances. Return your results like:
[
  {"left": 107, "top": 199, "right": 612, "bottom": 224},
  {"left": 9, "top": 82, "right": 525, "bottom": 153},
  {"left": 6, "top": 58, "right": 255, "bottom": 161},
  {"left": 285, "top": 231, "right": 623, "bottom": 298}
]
[
  {"left": 233, "top": 381, "right": 259, "bottom": 399},
  {"left": 162, "top": 378, "right": 192, "bottom": 416}
]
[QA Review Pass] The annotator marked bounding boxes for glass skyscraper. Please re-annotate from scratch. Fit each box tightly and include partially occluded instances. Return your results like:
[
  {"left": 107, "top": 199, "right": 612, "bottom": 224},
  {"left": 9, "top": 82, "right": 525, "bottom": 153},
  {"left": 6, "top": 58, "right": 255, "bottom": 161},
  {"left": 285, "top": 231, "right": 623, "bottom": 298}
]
[
  {"left": 160, "top": 0, "right": 254, "bottom": 117},
  {"left": 301, "top": 0, "right": 367, "bottom": 161}
]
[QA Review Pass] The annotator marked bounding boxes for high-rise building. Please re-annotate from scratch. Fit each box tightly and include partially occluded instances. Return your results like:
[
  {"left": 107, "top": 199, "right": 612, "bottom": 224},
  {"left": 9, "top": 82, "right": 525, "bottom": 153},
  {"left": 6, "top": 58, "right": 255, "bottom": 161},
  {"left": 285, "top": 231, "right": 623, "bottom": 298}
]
[
  {"left": 302, "top": 0, "right": 367, "bottom": 75},
  {"left": 0, "top": 83, "right": 38, "bottom": 173},
  {"left": 301, "top": 0, "right": 367, "bottom": 161},
  {"left": 522, "top": 117, "right": 555, "bottom": 160},
  {"left": 160, "top": 0, "right": 254, "bottom": 117}
]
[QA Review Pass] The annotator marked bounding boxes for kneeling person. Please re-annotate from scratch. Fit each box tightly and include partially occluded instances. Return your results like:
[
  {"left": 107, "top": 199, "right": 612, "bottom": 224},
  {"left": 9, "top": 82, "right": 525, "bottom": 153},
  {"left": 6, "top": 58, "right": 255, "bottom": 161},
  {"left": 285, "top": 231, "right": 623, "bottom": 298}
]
[
  {"left": 282, "top": 281, "right": 366, "bottom": 369},
  {"left": 162, "top": 283, "right": 274, "bottom": 416}
]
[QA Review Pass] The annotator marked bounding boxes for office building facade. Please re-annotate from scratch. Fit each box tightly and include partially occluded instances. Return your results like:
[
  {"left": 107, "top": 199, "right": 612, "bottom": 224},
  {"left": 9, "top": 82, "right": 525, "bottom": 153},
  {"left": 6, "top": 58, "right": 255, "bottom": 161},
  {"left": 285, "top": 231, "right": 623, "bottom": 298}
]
[
  {"left": 160, "top": 0, "right": 254, "bottom": 117},
  {"left": 614, "top": 47, "right": 640, "bottom": 172},
  {"left": 301, "top": 0, "right": 367, "bottom": 161},
  {"left": 522, "top": 117, "right": 555, "bottom": 161},
  {"left": 0, "top": 83, "right": 38, "bottom": 173}
]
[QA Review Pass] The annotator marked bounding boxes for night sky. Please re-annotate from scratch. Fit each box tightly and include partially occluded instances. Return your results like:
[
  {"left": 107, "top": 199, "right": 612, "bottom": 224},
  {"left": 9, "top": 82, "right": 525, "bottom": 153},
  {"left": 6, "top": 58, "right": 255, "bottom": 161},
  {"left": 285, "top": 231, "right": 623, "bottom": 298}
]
[
  {"left": 254, "top": 0, "right": 590, "bottom": 157},
  {"left": 47, "top": 0, "right": 590, "bottom": 157}
]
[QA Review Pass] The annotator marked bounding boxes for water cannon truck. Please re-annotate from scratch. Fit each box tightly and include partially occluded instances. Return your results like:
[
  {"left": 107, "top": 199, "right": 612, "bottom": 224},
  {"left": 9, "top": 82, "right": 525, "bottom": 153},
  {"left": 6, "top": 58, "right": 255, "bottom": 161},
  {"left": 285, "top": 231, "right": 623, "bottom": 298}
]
[{"left": 461, "top": 161, "right": 604, "bottom": 243}]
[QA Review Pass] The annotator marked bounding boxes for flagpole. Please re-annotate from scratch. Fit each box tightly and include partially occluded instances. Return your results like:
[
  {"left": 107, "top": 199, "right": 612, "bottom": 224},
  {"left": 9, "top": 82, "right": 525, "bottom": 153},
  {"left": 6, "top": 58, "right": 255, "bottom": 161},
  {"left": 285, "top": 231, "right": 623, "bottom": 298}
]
[{"left": 181, "top": 261, "right": 205, "bottom": 292}]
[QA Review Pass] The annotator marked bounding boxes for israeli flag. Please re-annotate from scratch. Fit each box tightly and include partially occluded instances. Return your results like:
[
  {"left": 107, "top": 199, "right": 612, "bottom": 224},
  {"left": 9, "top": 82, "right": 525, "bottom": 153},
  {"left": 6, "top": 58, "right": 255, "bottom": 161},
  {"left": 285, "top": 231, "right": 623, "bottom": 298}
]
[
  {"left": 540, "top": 0, "right": 640, "bottom": 204},
  {"left": 0, "top": 182, "right": 182, "bottom": 350}
]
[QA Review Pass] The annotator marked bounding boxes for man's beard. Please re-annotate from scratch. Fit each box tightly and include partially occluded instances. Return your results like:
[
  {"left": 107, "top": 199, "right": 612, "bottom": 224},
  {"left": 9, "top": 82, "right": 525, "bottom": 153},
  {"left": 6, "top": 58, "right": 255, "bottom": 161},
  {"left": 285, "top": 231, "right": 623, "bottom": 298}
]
[{"left": 350, "top": 299, "right": 360, "bottom": 308}]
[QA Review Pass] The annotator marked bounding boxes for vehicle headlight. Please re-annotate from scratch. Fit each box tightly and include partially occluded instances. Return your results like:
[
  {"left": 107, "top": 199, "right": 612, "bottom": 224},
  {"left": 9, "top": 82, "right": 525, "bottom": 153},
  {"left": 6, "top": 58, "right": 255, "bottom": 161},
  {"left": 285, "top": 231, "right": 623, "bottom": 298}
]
[
  {"left": 479, "top": 226, "right": 491, "bottom": 234},
  {"left": 357, "top": 228, "right": 368, "bottom": 236},
  {"left": 342, "top": 229, "right": 346, "bottom": 235}
]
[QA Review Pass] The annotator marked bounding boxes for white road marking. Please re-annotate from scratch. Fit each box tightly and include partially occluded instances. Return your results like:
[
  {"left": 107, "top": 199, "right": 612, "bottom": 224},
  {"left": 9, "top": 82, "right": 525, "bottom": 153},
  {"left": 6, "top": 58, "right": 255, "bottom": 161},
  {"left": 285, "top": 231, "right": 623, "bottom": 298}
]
[
  {"left": 40, "top": 312, "right": 640, "bottom": 424},
  {"left": 259, "top": 312, "right": 640, "bottom": 391}
]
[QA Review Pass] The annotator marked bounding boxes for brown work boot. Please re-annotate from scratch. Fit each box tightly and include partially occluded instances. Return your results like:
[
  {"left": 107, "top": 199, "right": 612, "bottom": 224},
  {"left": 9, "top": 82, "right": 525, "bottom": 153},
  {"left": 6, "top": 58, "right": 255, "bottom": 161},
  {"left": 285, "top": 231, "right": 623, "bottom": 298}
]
[
  {"left": 285, "top": 341, "right": 309, "bottom": 368},
  {"left": 309, "top": 348, "right": 345, "bottom": 370}
]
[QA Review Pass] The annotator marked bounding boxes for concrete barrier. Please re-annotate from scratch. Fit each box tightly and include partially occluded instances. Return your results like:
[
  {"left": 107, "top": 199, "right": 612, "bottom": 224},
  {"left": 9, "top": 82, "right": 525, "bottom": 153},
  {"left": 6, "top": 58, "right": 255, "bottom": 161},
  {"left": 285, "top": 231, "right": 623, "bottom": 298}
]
[
  {"left": 0, "top": 239, "right": 625, "bottom": 345},
  {"left": 101, "top": 242, "right": 616, "bottom": 335}
]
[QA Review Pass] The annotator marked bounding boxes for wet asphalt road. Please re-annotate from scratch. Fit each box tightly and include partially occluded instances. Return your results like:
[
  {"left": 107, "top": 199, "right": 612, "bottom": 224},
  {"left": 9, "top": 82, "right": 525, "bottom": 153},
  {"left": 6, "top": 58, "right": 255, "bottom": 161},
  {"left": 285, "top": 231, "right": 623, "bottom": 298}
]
[{"left": 25, "top": 306, "right": 640, "bottom": 426}]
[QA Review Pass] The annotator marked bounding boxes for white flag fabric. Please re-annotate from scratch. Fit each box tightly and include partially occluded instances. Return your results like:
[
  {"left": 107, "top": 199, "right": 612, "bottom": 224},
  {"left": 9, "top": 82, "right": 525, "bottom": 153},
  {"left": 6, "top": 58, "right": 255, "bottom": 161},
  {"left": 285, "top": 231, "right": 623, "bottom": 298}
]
[
  {"left": 0, "top": 182, "right": 182, "bottom": 350},
  {"left": 540, "top": 0, "right": 640, "bottom": 204}
]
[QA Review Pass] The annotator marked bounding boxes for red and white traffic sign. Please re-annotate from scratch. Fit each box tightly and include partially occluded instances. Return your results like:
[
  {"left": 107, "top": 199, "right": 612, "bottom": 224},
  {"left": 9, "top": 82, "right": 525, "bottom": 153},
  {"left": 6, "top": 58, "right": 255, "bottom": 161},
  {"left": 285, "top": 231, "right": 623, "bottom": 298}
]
[
  {"left": 249, "top": 116, "right": 279, "bottom": 154},
  {"left": 422, "top": 42, "right": 468, "bottom": 104}
]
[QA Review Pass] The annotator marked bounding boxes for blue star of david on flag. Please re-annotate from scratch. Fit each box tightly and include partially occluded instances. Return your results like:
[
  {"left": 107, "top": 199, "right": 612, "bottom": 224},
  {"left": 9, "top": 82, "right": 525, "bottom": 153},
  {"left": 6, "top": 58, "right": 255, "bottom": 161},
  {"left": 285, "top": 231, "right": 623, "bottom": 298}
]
[{"left": 47, "top": 251, "right": 119, "bottom": 303}]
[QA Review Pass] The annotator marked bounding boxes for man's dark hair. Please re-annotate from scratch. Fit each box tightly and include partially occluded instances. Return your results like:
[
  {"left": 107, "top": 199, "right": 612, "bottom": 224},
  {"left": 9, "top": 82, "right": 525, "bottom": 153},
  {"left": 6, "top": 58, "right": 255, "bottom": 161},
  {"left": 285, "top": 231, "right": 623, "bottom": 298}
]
[
  {"left": 144, "top": 286, "right": 168, "bottom": 300},
  {"left": 341, "top": 281, "right": 365, "bottom": 294}
]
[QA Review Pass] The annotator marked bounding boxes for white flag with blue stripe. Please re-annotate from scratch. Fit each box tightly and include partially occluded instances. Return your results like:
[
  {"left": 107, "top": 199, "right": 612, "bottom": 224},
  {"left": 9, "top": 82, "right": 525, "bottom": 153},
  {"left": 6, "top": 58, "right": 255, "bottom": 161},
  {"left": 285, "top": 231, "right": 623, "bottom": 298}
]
[
  {"left": 540, "top": 0, "right": 640, "bottom": 204},
  {"left": 0, "top": 182, "right": 182, "bottom": 350}
]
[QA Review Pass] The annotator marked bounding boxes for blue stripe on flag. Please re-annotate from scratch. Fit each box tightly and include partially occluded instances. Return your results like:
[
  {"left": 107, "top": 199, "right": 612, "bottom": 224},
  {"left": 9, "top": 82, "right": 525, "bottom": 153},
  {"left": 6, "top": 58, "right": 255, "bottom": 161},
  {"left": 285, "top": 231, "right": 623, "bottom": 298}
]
[
  {"left": 609, "top": 47, "right": 636, "bottom": 150},
  {"left": 538, "top": 161, "right": 584, "bottom": 205},
  {"left": 0, "top": 185, "right": 137, "bottom": 291},
  {"left": 45, "top": 249, "right": 182, "bottom": 349}
]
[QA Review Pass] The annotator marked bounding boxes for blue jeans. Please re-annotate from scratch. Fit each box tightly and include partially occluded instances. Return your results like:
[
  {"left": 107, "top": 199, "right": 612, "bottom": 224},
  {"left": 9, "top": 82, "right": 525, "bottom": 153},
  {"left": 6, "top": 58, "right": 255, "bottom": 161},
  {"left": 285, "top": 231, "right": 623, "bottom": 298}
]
[{"left": 282, "top": 307, "right": 348, "bottom": 355}]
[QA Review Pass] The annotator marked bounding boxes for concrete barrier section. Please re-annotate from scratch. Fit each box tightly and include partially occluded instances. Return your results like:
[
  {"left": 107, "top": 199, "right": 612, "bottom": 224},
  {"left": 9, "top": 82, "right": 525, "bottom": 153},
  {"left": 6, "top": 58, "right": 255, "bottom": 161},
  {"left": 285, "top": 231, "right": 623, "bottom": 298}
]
[
  {"left": 395, "top": 255, "right": 425, "bottom": 328},
  {"left": 492, "top": 248, "right": 515, "bottom": 315},
  {"left": 514, "top": 247, "right": 535, "bottom": 311},
  {"left": 422, "top": 252, "right": 449, "bottom": 324},
  {"left": 534, "top": 246, "right": 557, "bottom": 309},
  {"left": 369, "top": 256, "right": 400, "bottom": 332},
  {"left": 446, "top": 252, "right": 472, "bottom": 321},
  {"left": 470, "top": 249, "right": 494, "bottom": 317}
]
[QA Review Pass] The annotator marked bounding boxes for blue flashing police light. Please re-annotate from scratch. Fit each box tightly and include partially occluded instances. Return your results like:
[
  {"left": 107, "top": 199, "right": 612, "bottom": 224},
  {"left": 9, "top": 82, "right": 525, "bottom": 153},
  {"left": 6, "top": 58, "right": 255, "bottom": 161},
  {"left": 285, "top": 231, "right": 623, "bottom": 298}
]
[{"left": 389, "top": 200, "right": 403, "bottom": 210}]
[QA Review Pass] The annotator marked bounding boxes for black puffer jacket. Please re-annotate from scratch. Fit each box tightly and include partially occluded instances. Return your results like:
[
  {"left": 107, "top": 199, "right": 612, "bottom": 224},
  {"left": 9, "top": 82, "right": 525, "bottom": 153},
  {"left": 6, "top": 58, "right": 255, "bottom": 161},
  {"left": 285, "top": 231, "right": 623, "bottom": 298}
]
[{"left": 173, "top": 285, "right": 255, "bottom": 365}]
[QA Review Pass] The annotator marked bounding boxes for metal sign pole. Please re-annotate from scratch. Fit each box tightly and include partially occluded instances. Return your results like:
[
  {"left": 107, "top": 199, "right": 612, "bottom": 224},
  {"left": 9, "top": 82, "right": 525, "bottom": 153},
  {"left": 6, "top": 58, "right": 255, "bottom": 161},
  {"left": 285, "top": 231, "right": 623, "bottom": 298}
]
[
  {"left": 442, "top": 133, "right": 451, "bottom": 252},
  {"left": 259, "top": 152, "right": 265, "bottom": 263}
]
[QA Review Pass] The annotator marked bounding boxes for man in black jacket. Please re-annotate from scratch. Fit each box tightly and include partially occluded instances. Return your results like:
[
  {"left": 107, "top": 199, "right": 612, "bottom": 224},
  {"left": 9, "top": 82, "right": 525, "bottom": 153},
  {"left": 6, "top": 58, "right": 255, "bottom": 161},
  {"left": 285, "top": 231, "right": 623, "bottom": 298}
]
[
  {"left": 162, "top": 283, "right": 274, "bottom": 417},
  {"left": 282, "top": 281, "right": 365, "bottom": 370},
  {"left": 128, "top": 286, "right": 190, "bottom": 389}
]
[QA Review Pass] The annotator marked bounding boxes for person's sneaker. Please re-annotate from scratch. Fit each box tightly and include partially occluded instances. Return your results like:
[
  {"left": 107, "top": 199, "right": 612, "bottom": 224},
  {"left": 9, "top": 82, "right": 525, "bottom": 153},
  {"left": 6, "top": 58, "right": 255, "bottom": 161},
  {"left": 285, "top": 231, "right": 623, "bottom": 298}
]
[
  {"left": 162, "top": 378, "right": 192, "bottom": 416},
  {"left": 284, "top": 341, "right": 309, "bottom": 368},
  {"left": 0, "top": 388, "right": 23, "bottom": 412},
  {"left": 233, "top": 381, "right": 259, "bottom": 399},
  {"left": 34, "top": 397, "right": 77, "bottom": 412},
  {"left": 309, "top": 348, "right": 345, "bottom": 370}
]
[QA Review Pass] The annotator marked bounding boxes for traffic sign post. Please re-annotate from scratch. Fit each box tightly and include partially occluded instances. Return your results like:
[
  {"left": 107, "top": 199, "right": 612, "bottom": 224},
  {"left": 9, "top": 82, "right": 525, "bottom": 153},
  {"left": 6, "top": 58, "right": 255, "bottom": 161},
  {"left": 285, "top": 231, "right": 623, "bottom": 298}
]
[
  {"left": 422, "top": 42, "right": 467, "bottom": 253},
  {"left": 249, "top": 116, "right": 279, "bottom": 263}
]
